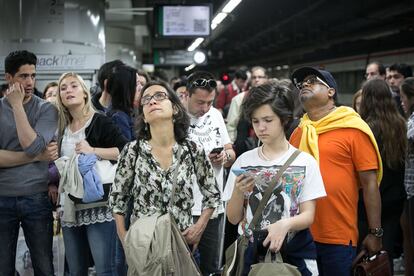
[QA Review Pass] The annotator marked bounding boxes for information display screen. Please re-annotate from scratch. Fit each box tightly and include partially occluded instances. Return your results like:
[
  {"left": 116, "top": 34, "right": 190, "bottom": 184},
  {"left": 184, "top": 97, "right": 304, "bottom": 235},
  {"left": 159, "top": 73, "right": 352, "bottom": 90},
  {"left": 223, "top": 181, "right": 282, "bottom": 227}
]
[{"left": 156, "top": 5, "right": 211, "bottom": 37}]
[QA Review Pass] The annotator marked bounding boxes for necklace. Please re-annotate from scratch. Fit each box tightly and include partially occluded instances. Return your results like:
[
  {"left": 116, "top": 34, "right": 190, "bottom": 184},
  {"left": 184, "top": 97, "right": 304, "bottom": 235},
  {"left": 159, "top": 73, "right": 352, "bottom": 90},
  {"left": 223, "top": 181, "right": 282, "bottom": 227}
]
[
  {"left": 259, "top": 143, "right": 290, "bottom": 161},
  {"left": 259, "top": 145, "right": 271, "bottom": 161}
]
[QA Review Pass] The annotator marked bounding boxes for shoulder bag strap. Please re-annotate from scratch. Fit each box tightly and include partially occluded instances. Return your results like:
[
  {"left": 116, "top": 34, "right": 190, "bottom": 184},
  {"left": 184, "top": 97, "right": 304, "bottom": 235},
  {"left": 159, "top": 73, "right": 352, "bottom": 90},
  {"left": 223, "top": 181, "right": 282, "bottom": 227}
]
[
  {"left": 248, "top": 149, "right": 301, "bottom": 231},
  {"left": 169, "top": 144, "right": 183, "bottom": 208}
]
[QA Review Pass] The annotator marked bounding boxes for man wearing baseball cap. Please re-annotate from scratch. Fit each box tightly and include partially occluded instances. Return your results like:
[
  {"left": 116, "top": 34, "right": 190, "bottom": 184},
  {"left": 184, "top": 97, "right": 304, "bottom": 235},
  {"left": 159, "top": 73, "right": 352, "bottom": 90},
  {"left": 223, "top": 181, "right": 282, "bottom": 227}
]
[{"left": 289, "top": 67, "right": 383, "bottom": 275}]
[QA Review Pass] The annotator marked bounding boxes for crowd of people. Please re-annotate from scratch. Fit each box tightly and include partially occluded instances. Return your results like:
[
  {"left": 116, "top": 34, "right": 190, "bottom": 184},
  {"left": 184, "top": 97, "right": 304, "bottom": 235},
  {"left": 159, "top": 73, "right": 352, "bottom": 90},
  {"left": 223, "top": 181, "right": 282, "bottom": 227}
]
[{"left": 0, "top": 49, "right": 413, "bottom": 276}]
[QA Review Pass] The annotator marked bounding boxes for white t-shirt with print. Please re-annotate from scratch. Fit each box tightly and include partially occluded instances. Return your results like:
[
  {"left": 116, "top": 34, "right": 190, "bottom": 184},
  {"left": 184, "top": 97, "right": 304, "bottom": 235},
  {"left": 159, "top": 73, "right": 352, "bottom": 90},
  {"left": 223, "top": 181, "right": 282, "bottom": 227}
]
[
  {"left": 223, "top": 145, "right": 326, "bottom": 235},
  {"left": 188, "top": 107, "right": 231, "bottom": 216}
]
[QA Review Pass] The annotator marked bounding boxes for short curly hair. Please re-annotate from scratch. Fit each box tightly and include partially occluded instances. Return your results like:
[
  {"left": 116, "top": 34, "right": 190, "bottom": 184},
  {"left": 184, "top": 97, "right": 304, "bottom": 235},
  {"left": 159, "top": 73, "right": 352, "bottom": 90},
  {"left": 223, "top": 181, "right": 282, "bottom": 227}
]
[
  {"left": 242, "top": 82, "right": 294, "bottom": 133},
  {"left": 5, "top": 50, "right": 37, "bottom": 76}
]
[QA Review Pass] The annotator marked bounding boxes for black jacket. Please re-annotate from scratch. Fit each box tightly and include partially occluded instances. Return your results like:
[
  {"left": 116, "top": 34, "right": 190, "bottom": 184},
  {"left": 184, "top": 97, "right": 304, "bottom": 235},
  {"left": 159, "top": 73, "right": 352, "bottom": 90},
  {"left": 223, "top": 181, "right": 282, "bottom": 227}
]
[{"left": 85, "top": 113, "right": 128, "bottom": 152}]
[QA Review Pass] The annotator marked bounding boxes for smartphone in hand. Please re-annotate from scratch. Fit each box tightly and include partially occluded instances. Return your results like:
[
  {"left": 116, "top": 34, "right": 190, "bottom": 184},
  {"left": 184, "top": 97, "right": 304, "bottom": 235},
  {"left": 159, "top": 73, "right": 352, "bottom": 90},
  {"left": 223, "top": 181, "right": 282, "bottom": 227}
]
[
  {"left": 210, "top": 147, "right": 224, "bottom": 154},
  {"left": 232, "top": 168, "right": 247, "bottom": 176}
]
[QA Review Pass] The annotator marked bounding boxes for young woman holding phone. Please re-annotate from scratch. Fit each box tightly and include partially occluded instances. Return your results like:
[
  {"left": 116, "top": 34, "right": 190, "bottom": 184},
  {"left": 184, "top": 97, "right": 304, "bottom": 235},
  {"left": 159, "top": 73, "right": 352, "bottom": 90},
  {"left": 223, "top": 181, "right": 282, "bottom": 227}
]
[{"left": 223, "top": 81, "right": 326, "bottom": 275}]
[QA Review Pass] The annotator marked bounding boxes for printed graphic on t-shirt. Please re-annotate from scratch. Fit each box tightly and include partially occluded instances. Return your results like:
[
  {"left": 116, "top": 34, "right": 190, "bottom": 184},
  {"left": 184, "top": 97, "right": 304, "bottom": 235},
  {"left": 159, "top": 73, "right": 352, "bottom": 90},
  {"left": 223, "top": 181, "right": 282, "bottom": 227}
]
[
  {"left": 245, "top": 165, "right": 305, "bottom": 230},
  {"left": 189, "top": 114, "right": 223, "bottom": 150}
]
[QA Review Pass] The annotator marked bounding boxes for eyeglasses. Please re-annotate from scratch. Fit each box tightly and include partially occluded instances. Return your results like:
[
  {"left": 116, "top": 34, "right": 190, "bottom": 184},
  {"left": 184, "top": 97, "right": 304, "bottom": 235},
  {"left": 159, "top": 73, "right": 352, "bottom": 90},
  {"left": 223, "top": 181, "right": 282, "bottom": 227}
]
[
  {"left": 191, "top": 78, "right": 217, "bottom": 89},
  {"left": 140, "top": 91, "right": 168, "bottom": 106},
  {"left": 295, "top": 76, "right": 330, "bottom": 90}
]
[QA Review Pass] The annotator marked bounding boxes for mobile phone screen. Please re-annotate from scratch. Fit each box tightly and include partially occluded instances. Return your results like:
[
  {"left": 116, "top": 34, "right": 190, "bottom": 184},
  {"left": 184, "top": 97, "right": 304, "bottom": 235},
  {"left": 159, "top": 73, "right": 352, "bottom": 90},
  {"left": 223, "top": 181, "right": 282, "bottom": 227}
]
[{"left": 232, "top": 168, "right": 247, "bottom": 176}]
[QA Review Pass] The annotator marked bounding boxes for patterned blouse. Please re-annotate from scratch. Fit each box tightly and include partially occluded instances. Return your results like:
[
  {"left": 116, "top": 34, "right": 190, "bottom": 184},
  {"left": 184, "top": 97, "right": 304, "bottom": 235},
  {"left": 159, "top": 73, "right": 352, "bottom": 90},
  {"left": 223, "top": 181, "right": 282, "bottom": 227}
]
[{"left": 109, "top": 139, "right": 221, "bottom": 231}]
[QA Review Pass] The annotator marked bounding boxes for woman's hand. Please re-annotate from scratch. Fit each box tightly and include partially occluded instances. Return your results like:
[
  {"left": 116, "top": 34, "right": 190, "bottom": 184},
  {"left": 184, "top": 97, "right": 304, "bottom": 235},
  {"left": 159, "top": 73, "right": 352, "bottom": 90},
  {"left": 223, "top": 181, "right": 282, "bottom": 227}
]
[
  {"left": 234, "top": 174, "right": 255, "bottom": 194},
  {"left": 75, "top": 140, "right": 94, "bottom": 155},
  {"left": 182, "top": 221, "right": 206, "bottom": 252},
  {"left": 263, "top": 219, "right": 291, "bottom": 252}
]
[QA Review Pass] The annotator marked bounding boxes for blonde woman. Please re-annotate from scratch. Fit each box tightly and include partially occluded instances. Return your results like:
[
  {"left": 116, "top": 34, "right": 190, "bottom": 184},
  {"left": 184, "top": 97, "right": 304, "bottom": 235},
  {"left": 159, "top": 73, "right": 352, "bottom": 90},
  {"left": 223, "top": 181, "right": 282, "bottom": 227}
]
[{"left": 56, "top": 72, "right": 127, "bottom": 275}]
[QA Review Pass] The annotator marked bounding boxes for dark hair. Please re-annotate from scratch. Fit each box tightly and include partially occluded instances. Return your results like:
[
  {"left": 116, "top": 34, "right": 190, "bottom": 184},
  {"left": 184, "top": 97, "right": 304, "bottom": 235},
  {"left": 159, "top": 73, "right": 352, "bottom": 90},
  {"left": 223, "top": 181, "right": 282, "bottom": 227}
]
[
  {"left": 136, "top": 80, "right": 190, "bottom": 143},
  {"left": 107, "top": 65, "right": 137, "bottom": 114},
  {"left": 5, "top": 50, "right": 37, "bottom": 76},
  {"left": 389, "top": 63, "right": 413, "bottom": 78},
  {"left": 186, "top": 71, "right": 216, "bottom": 95},
  {"left": 401, "top": 77, "right": 414, "bottom": 115},
  {"left": 43, "top": 81, "right": 58, "bottom": 99},
  {"left": 97, "top": 60, "right": 124, "bottom": 90},
  {"left": 359, "top": 78, "right": 406, "bottom": 169},
  {"left": 368, "top": 61, "right": 386, "bottom": 76},
  {"left": 0, "top": 83, "right": 8, "bottom": 98},
  {"left": 242, "top": 82, "right": 294, "bottom": 133},
  {"left": 234, "top": 69, "right": 248, "bottom": 81},
  {"left": 173, "top": 79, "right": 187, "bottom": 91}
]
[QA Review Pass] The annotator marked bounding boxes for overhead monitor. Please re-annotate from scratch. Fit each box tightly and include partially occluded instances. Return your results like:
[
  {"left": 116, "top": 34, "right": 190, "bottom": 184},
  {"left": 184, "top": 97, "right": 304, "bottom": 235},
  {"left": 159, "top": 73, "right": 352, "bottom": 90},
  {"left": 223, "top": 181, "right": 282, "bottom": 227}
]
[{"left": 155, "top": 5, "right": 211, "bottom": 37}]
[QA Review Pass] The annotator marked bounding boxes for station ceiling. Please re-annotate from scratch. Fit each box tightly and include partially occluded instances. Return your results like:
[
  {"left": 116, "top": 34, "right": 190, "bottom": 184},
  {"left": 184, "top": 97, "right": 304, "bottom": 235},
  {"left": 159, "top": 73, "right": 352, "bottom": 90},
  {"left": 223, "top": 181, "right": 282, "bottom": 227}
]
[{"left": 111, "top": 0, "right": 414, "bottom": 70}]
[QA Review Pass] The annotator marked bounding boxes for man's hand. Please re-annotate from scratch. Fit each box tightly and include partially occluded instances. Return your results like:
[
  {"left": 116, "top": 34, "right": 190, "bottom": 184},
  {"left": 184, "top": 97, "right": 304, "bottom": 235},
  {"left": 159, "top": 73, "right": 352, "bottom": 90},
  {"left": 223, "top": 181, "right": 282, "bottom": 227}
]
[
  {"left": 75, "top": 140, "right": 94, "bottom": 155},
  {"left": 35, "top": 141, "right": 58, "bottom": 161},
  {"left": 362, "top": 234, "right": 382, "bottom": 255},
  {"left": 208, "top": 151, "right": 225, "bottom": 167},
  {"left": 5, "top": 83, "right": 25, "bottom": 108}
]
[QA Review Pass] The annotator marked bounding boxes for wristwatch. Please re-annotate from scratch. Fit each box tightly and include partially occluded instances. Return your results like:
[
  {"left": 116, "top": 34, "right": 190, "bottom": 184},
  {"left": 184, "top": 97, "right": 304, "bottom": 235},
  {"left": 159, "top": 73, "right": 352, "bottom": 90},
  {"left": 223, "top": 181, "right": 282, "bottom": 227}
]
[{"left": 368, "top": 227, "right": 384, "bottom": 238}]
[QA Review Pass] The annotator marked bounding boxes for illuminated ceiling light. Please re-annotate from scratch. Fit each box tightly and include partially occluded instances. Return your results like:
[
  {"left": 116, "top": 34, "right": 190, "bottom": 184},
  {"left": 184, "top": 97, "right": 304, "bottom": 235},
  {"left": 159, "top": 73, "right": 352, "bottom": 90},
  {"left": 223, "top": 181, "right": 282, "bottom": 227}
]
[
  {"left": 90, "top": 14, "right": 100, "bottom": 27},
  {"left": 211, "top": 12, "right": 228, "bottom": 27},
  {"left": 187, "top": 37, "right": 205, "bottom": 52},
  {"left": 193, "top": 51, "right": 206, "bottom": 64},
  {"left": 222, "top": 0, "right": 242, "bottom": 13},
  {"left": 185, "top": 63, "right": 196, "bottom": 72},
  {"left": 211, "top": 23, "right": 218, "bottom": 30}
]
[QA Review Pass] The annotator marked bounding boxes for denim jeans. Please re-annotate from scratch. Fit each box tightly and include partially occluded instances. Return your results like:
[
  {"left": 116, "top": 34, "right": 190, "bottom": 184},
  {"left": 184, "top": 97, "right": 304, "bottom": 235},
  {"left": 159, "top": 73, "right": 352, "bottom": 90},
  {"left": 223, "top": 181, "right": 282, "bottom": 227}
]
[
  {"left": 194, "top": 213, "right": 225, "bottom": 276},
  {"left": 0, "top": 192, "right": 54, "bottom": 276},
  {"left": 315, "top": 242, "right": 356, "bottom": 276},
  {"left": 62, "top": 220, "right": 116, "bottom": 276}
]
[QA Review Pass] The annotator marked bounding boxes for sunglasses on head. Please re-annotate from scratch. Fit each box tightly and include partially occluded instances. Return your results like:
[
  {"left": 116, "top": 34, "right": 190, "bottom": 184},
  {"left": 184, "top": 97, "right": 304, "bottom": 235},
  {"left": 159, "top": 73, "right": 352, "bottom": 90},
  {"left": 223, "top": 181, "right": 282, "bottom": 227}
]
[{"left": 191, "top": 78, "right": 217, "bottom": 89}]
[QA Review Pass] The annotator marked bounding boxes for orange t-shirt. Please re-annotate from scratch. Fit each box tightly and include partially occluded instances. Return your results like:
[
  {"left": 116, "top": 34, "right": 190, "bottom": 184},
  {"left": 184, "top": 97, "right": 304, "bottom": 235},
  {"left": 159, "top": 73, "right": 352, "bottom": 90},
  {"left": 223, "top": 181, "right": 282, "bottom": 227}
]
[{"left": 290, "top": 127, "right": 379, "bottom": 246}]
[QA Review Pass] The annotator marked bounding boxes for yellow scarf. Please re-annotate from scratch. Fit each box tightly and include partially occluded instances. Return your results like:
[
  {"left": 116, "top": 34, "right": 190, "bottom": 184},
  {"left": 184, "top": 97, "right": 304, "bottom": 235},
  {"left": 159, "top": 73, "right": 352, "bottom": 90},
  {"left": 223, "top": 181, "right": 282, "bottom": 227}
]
[{"left": 299, "top": 106, "right": 383, "bottom": 184}]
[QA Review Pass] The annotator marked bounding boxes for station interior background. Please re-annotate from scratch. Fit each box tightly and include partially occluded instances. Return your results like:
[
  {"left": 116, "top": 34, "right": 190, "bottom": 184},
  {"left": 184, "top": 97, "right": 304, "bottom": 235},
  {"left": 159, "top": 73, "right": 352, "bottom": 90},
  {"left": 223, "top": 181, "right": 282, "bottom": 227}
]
[{"left": 0, "top": 0, "right": 413, "bottom": 104}]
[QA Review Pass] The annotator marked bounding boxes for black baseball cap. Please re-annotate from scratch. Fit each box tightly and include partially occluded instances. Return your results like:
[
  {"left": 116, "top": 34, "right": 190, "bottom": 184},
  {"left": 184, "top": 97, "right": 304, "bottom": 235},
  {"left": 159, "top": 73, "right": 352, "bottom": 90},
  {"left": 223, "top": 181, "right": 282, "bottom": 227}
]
[{"left": 291, "top": 66, "right": 338, "bottom": 100}]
